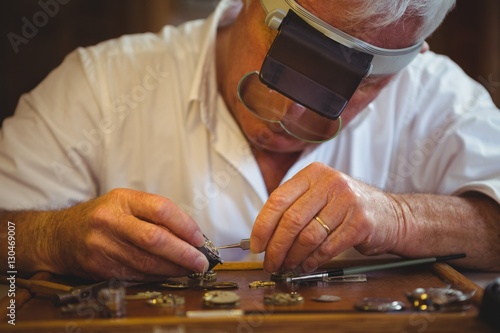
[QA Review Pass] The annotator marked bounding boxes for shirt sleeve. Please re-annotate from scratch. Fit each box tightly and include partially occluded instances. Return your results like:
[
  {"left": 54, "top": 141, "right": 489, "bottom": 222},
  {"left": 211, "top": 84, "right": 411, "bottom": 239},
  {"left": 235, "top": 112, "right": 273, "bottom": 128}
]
[
  {"left": 402, "top": 53, "right": 500, "bottom": 204},
  {"left": 0, "top": 50, "right": 104, "bottom": 210}
]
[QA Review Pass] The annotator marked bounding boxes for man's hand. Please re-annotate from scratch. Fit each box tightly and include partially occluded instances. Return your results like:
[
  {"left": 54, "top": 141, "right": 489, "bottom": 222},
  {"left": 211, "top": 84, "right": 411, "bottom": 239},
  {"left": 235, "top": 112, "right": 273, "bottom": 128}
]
[
  {"left": 251, "top": 162, "right": 500, "bottom": 273},
  {"left": 44, "top": 188, "right": 209, "bottom": 280},
  {"left": 250, "top": 162, "right": 401, "bottom": 273}
]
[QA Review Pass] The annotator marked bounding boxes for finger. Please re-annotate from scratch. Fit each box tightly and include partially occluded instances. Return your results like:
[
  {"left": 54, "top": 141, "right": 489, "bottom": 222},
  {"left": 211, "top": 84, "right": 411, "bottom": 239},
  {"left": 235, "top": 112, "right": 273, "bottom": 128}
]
[
  {"left": 82, "top": 252, "right": 192, "bottom": 281},
  {"left": 114, "top": 238, "right": 201, "bottom": 277},
  {"left": 251, "top": 189, "right": 302, "bottom": 254},
  {"left": 261, "top": 186, "right": 332, "bottom": 272},
  {"left": 281, "top": 197, "right": 345, "bottom": 271},
  {"left": 260, "top": 198, "right": 316, "bottom": 272},
  {"left": 114, "top": 215, "right": 209, "bottom": 273},
  {"left": 251, "top": 169, "right": 326, "bottom": 254},
  {"left": 120, "top": 189, "right": 205, "bottom": 247},
  {"left": 300, "top": 217, "right": 369, "bottom": 272},
  {"left": 102, "top": 241, "right": 196, "bottom": 279},
  {"left": 285, "top": 171, "right": 360, "bottom": 272},
  {"left": 82, "top": 254, "right": 193, "bottom": 281},
  {"left": 298, "top": 178, "right": 387, "bottom": 271},
  {"left": 281, "top": 215, "right": 331, "bottom": 271}
]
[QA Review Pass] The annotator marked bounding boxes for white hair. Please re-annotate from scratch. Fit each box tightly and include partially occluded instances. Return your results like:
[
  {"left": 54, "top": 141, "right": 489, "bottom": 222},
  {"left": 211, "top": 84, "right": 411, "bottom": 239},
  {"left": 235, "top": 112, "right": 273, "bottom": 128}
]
[
  {"left": 241, "top": 0, "right": 455, "bottom": 41},
  {"left": 344, "top": 0, "right": 456, "bottom": 41}
]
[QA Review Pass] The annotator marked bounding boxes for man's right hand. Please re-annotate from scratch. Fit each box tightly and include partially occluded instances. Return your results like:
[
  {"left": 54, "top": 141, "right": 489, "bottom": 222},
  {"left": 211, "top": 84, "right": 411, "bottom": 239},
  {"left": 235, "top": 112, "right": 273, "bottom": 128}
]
[{"left": 14, "top": 188, "right": 209, "bottom": 281}]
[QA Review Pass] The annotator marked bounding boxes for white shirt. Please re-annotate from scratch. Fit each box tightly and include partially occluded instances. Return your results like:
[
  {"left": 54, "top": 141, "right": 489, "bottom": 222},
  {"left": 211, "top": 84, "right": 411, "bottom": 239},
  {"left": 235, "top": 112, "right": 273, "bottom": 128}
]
[{"left": 1, "top": 1, "right": 499, "bottom": 261}]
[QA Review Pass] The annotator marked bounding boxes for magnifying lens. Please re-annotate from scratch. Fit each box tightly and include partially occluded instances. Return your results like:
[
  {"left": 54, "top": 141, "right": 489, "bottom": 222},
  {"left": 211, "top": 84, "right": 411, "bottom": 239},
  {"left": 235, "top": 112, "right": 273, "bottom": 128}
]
[{"left": 237, "top": 0, "right": 423, "bottom": 143}]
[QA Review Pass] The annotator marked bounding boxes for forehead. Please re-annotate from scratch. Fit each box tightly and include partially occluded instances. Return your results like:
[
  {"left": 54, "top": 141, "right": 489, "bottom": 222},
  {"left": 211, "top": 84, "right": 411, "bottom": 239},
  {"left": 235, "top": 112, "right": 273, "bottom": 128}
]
[{"left": 295, "top": 0, "right": 351, "bottom": 22}]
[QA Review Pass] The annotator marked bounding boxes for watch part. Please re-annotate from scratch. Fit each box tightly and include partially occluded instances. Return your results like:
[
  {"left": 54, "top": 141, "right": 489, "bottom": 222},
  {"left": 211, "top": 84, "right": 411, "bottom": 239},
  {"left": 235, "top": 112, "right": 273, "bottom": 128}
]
[
  {"left": 159, "top": 280, "right": 190, "bottom": 289},
  {"left": 407, "top": 287, "right": 473, "bottom": 312},
  {"left": 188, "top": 270, "right": 217, "bottom": 282},
  {"left": 264, "top": 292, "right": 304, "bottom": 306},
  {"left": 205, "top": 281, "right": 239, "bottom": 290},
  {"left": 312, "top": 295, "right": 342, "bottom": 303},
  {"left": 249, "top": 281, "right": 276, "bottom": 288},
  {"left": 125, "top": 291, "right": 162, "bottom": 300},
  {"left": 146, "top": 294, "right": 185, "bottom": 307},
  {"left": 270, "top": 271, "right": 297, "bottom": 282},
  {"left": 197, "top": 234, "right": 223, "bottom": 270},
  {"left": 203, "top": 291, "right": 241, "bottom": 308},
  {"left": 354, "top": 297, "right": 405, "bottom": 312},
  {"left": 97, "top": 286, "right": 127, "bottom": 318}
]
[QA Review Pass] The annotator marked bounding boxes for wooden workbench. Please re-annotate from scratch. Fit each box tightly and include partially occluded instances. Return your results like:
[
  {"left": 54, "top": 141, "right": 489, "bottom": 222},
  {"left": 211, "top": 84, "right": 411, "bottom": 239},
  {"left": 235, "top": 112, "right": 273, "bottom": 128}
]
[{"left": 1, "top": 260, "right": 495, "bottom": 333}]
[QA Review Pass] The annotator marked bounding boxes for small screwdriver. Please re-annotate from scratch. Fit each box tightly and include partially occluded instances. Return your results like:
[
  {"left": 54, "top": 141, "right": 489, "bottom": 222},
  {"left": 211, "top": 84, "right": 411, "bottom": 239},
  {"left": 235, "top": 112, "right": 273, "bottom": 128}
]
[{"left": 217, "top": 238, "right": 251, "bottom": 250}]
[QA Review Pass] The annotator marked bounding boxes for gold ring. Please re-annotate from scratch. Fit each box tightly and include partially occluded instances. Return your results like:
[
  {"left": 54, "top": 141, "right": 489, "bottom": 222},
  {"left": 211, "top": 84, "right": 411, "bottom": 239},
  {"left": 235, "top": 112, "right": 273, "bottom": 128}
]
[{"left": 314, "top": 215, "right": 331, "bottom": 235}]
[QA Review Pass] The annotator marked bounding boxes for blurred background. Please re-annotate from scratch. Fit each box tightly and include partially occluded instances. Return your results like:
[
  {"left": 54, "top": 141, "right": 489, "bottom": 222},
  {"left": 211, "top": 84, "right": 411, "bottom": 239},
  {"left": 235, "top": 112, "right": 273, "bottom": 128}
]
[{"left": 1, "top": 0, "right": 499, "bottom": 125}]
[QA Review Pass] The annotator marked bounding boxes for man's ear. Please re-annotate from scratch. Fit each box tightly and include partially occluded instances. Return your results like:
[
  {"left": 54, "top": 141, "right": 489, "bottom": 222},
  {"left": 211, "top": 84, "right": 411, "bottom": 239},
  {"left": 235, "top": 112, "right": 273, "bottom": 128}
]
[{"left": 420, "top": 41, "right": 430, "bottom": 53}]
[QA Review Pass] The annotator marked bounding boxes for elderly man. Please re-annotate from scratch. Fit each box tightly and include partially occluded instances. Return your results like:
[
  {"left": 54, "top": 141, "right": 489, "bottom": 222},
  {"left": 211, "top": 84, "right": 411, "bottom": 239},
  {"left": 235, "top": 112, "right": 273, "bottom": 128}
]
[{"left": 0, "top": 0, "right": 499, "bottom": 281}]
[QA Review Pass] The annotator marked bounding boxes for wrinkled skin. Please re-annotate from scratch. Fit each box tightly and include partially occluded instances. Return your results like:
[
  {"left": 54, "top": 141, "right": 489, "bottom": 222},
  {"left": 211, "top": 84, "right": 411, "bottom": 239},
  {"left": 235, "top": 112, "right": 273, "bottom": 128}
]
[
  {"left": 217, "top": 1, "right": 500, "bottom": 273},
  {"left": 0, "top": 1, "right": 499, "bottom": 281}
]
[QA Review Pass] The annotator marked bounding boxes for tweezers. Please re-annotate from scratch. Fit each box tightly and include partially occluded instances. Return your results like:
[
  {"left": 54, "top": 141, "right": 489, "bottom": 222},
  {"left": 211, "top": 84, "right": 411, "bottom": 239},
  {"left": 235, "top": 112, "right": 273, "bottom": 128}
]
[{"left": 217, "top": 238, "right": 251, "bottom": 250}]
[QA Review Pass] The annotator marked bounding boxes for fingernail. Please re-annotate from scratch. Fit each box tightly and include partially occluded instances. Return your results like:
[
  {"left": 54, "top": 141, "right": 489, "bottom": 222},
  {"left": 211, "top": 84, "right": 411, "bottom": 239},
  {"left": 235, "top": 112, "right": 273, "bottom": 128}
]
[
  {"left": 278, "top": 263, "right": 296, "bottom": 272},
  {"left": 193, "top": 230, "right": 206, "bottom": 247},
  {"left": 301, "top": 260, "right": 317, "bottom": 273},
  {"left": 195, "top": 255, "right": 209, "bottom": 273},
  {"left": 249, "top": 236, "right": 262, "bottom": 254}
]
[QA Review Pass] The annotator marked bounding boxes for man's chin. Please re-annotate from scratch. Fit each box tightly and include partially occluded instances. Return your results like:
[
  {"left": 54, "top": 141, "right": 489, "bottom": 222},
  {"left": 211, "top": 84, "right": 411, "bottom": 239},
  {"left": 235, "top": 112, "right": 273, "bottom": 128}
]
[{"left": 247, "top": 130, "right": 316, "bottom": 154}]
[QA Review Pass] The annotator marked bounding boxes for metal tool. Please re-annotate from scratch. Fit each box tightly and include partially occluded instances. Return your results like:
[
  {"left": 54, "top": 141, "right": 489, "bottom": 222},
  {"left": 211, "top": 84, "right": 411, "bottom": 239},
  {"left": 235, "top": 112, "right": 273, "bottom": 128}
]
[
  {"left": 1, "top": 275, "right": 116, "bottom": 306},
  {"left": 217, "top": 238, "right": 251, "bottom": 251},
  {"left": 1, "top": 275, "right": 72, "bottom": 295},
  {"left": 322, "top": 274, "right": 367, "bottom": 283},
  {"left": 55, "top": 281, "right": 114, "bottom": 306},
  {"left": 286, "top": 253, "right": 466, "bottom": 283}
]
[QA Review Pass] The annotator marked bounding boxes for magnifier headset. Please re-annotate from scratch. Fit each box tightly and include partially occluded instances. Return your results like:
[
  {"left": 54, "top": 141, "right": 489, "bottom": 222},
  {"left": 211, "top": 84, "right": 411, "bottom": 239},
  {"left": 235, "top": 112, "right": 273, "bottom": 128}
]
[{"left": 237, "top": 0, "right": 423, "bottom": 143}]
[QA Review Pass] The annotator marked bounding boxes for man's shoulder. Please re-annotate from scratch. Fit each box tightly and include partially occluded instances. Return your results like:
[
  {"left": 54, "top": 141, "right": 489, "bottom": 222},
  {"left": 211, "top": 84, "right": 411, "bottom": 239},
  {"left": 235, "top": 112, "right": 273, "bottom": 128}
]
[
  {"left": 394, "top": 50, "right": 483, "bottom": 101},
  {"left": 74, "top": 18, "right": 207, "bottom": 68},
  {"left": 406, "top": 51, "right": 470, "bottom": 83}
]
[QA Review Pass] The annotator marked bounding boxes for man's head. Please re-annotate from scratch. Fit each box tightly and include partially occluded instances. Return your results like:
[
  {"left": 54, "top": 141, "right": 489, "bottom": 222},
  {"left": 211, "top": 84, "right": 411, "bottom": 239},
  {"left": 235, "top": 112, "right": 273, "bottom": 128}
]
[
  {"left": 217, "top": 0, "right": 455, "bottom": 152},
  {"left": 252, "top": 0, "right": 456, "bottom": 43}
]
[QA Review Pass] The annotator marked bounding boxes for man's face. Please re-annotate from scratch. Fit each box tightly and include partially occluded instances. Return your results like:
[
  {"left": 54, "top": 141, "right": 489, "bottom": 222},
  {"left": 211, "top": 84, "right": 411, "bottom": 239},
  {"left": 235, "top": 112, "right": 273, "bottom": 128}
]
[{"left": 217, "top": 0, "right": 420, "bottom": 153}]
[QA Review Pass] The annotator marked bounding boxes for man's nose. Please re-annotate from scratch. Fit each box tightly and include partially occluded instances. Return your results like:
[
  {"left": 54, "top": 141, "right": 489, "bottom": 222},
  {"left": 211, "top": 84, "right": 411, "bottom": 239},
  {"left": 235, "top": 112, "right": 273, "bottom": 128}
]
[{"left": 281, "top": 100, "right": 308, "bottom": 121}]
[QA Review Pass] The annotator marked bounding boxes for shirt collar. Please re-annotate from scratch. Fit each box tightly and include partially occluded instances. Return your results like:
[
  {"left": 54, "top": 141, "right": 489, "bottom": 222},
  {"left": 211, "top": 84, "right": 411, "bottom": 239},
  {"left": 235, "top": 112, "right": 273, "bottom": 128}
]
[{"left": 187, "top": 0, "right": 242, "bottom": 133}]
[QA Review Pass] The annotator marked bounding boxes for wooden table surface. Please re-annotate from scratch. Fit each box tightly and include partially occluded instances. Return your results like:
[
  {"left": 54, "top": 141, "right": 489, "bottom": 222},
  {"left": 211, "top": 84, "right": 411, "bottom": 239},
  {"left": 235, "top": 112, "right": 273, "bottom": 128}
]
[{"left": 1, "top": 261, "right": 495, "bottom": 333}]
